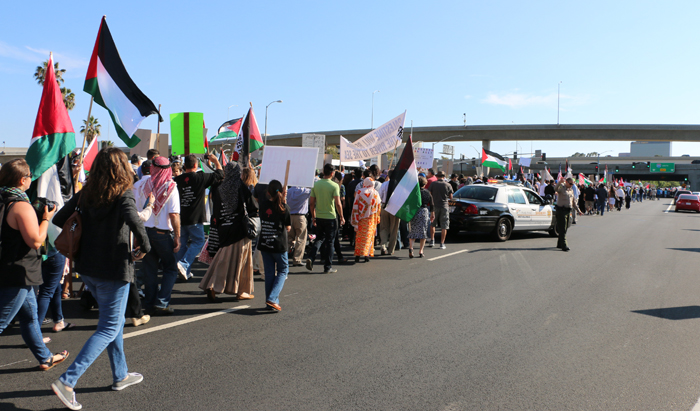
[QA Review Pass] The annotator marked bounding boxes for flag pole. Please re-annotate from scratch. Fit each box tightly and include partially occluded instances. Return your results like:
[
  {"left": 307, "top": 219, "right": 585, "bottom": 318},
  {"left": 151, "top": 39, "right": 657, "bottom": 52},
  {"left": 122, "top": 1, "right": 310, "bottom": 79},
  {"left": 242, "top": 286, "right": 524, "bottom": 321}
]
[
  {"left": 78, "top": 97, "right": 94, "bottom": 170},
  {"left": 156, "top": 104, "right": 161, "bottom": 153}
]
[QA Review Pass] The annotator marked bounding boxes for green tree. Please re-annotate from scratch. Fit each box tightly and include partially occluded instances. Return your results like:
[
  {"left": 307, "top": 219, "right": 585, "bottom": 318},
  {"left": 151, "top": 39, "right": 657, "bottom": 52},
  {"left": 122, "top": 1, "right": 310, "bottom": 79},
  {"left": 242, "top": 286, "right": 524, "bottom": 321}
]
[
  {"left": 33, "top": 59, "right": 75, "bottom": 111},
  {"left": 80, "top": 116, "right": 101, "bottom": 144},
  {"left": 325, "top": 145, "right": 340, "bottom": 160}
]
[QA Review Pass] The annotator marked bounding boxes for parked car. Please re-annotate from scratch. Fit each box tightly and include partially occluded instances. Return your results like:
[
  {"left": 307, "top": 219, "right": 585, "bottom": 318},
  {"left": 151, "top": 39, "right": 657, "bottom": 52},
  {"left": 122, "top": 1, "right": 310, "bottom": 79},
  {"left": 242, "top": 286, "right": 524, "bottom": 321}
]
[
  {"left": 675, "top": 194, "right": 700, "bottom": 213},
  {"left": 448, "top": 184, "right": 562, "bottom": 241}
]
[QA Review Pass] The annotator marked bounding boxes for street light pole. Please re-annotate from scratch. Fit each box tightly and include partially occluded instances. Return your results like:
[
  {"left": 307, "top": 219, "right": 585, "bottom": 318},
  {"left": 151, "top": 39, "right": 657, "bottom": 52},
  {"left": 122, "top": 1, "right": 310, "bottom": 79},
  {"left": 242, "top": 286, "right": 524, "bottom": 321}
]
[
  {"left": 264, "top": 100, "right": 283, "bottom": 147},
  {"left": 371, "top": 90, "right": 380, "bottom": 129},
  {"left": 227, "top": 104, "right": 238, "bottom": 120},
  {"left": 557, "top": 81, "right": 562, "bottom": 125}
]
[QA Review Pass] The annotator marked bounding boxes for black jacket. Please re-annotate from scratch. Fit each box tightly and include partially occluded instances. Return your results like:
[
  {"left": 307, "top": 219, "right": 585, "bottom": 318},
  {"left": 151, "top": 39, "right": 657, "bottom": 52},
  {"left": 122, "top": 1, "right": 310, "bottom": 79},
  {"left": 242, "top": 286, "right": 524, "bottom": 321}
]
[{"left": 53, "top": 189, "right": 150, "bottom": 283}]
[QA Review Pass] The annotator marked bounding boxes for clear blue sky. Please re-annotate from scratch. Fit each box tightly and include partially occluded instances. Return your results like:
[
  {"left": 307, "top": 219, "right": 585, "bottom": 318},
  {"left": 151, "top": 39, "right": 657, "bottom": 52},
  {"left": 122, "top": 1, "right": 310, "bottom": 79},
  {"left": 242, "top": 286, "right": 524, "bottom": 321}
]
[{"left": 2, "top": 0, "right": 699, "bottom": 158}]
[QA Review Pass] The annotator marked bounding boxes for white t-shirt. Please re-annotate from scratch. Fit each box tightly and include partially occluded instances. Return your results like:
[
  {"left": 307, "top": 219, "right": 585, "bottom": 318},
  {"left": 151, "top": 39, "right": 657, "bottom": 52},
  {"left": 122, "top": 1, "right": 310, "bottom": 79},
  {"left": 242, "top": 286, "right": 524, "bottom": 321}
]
[{"left": 134, "top": 176, "right": 181, "bottom": 230}]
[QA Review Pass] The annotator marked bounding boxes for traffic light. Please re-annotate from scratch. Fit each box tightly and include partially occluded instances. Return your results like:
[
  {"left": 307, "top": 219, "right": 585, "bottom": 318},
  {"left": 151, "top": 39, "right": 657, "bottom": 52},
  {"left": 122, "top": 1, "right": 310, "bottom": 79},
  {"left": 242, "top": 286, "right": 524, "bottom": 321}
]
[
  {"left": 615, "top": 165, "right": 619, "bottom": 173},
  {"left": 632, "top": 162, "right": 636, "bottom": 169},
  {"left": 595, "top": 165, "right": 599, "bottom": 173},
  {"left": 646, "top": 162, "right": 650, "bottom": 168}
]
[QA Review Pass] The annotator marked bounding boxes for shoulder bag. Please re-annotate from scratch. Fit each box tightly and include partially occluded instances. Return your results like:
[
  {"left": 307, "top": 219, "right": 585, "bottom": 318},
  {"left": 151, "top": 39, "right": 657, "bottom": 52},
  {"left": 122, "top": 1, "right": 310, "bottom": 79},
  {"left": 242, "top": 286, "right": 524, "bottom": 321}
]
[{"left": 54, "top": 194, "right": 82, "bottom": 263}]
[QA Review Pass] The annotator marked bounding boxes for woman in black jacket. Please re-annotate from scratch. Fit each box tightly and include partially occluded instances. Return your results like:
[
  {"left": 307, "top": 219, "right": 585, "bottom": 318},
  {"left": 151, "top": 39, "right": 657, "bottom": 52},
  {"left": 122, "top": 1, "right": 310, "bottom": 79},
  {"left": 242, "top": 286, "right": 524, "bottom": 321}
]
[{"left": 50, "top": 148, "right": 151, "bottom": 410}]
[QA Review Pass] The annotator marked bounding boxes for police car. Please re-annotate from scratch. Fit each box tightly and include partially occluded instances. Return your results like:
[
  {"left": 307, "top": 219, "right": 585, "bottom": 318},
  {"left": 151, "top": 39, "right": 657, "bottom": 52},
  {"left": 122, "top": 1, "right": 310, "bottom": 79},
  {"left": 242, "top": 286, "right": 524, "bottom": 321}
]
[{"left": 448, "top": 184, "right": 558, "bottom": 241}]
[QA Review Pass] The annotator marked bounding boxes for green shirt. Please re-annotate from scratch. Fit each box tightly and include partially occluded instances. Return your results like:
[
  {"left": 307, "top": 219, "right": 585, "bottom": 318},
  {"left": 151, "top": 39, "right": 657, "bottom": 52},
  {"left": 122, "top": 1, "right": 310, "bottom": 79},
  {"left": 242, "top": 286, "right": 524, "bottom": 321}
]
[{"left": 311, "top": 178, "right": 340, "bottom": 219}]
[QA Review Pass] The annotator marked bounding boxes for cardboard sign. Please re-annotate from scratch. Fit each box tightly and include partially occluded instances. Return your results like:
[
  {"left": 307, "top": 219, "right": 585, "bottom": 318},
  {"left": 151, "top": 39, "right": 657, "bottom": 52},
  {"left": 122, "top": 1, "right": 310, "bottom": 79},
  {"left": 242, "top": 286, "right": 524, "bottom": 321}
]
[
  {"left": 260, "top": 146, "right": 319, "bottom": 188},
  {"left": 414, "top": 148, "right": 434, "bottom": 169},
  {"left": 302, "top": 134, "right": 326, "bottom": 170}
]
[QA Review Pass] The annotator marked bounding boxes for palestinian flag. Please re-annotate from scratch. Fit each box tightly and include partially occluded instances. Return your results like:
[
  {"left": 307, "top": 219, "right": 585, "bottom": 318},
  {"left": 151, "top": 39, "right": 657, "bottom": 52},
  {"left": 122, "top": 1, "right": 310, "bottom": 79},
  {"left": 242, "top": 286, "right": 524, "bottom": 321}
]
[
  {"left": 84, "top": 17, "right": 162, "bottom": 148},
  {"left": 170, "top": 112, "right": 206, "bottom": 155},
  {"left": 386, "top": 136, "right": 422, "bottom": 221},
  {"left": 82, "top": 136, "right": 99, "bottom": 171},
  {"left": 578, "top": 173, "right": 593, "bottom": 186},
  {"left": 212, "top": 118, "right": 242, "bottom": 141},
  {"left": 238, "top": 106, "right": 264, "bottom": 164},
  {"left": 27, "top": 53, "right": 76, "bottom": 181},
  {"left": 482, "top": 148, "right": 506, "bottom": 171}
]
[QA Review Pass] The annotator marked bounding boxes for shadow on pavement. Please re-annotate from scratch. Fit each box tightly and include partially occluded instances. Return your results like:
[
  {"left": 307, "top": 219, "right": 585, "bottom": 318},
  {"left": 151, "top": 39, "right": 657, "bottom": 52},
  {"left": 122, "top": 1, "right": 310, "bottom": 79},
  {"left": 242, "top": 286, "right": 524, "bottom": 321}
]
[
  {"left": 632, "top": 306, "right": 700, "bottom": 320},
  {"left": 229, "top": 307, "right": 278, "bottom": 316},
  {"left": 0, "top": 402, "right": 33, "bottom": 411},
  {"left": 0, "top": 386, "right": 107, "bottom": 401},
  {"left": 667, "top": 248, "right": 700, "bottom": 253}
]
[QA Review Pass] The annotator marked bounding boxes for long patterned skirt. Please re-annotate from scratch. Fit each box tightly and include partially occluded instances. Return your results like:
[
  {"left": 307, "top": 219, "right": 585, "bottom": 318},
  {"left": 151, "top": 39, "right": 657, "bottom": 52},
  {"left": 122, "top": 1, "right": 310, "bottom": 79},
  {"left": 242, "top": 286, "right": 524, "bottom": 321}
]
[
  {"left": 354, "top": 214, "right": 379, "bottom": 257},
  {"left": 199, "top": 238, "right": 254, "bottom": 296}
]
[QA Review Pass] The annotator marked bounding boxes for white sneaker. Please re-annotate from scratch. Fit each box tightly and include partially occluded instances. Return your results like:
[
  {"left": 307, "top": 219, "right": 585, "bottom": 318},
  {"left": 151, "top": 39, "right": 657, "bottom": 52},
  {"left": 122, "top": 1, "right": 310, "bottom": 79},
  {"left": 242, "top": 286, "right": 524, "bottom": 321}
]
[
  {"left": 428, "top": 240, "right": 434, "bottom": 248},
  {"left": 176, "top": 262, "right": 187, "bottom": 280},
  {"left": 440, "top": 244, "right": 446, "bottom": 250}
]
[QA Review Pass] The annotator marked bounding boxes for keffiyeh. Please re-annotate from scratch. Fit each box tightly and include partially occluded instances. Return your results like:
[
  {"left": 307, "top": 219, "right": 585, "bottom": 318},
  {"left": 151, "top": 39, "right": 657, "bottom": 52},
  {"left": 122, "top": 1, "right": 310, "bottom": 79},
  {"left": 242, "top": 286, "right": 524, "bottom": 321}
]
[{"left": 144, "top": 156, "right": 176, "bottom": 216}]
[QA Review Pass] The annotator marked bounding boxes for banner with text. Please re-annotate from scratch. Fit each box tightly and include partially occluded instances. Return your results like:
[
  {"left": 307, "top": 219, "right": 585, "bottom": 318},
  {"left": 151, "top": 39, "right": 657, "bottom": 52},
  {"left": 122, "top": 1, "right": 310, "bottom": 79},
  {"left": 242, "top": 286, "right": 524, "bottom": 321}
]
[
  {"left": 340, "top": 111, "right": 406, "bottom": 161},
  {"left": 413, "top": 147, "right": 434, "bottom": 169}
]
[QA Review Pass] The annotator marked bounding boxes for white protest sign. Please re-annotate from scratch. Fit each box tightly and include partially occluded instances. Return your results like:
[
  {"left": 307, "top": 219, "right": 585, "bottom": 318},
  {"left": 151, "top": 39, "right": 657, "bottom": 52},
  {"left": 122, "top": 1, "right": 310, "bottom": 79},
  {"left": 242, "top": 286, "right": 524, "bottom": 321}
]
[
  {"left": 519, "top": 157, "right": 531, "bottom": 167},
  {"left": 413, "top": 147, "right": 434, "bottom": 169},
  {"left": 260, "top": 146, "right": 319, "bottom": 188},
  {"left": 340, "top": 111, "right": 406, "bottom": 162}
]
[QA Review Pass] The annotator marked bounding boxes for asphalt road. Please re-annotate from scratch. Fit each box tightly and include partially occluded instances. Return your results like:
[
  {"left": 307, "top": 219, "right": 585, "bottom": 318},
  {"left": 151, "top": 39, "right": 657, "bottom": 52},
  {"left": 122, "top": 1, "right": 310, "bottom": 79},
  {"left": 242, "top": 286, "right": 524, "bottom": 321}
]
[{"left": 3, "top": 199, "right": 700, "bottom": 410}]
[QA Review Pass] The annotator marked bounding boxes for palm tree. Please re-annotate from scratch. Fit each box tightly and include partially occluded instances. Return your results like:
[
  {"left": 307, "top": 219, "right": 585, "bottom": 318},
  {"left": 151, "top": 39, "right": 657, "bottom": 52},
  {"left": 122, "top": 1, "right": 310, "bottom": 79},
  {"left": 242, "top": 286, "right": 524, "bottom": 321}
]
[
  {"left": 61, "top": 88, "right": 75, "bottom": 111},
  {"left": 80, "top": 116, "right": 101, "bottom": 144},
  {"left": 34, "top": 59, "right": 74, "bottom": 111},
  {"left": 34, "top": 60, "right": 66, "bottom": 86}
]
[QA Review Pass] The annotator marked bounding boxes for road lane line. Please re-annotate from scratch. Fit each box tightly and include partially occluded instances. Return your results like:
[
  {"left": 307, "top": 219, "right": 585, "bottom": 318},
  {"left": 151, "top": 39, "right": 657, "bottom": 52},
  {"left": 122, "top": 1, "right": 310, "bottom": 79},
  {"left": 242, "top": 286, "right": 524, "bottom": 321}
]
[
  {"left": 427, "top": 249, "right": 468, "bottom": 261},
  {"left": 0, "top": 359, "right": 28, "bottom": 368},
  {"left": 664, "top": 203, "right": 673, "bottom": 213},
  {"left": 123, "top": 305, "right": 250, "bottom": 339},
  {"left": 690, "top": 395, "right": 700, "bottom": 411}
]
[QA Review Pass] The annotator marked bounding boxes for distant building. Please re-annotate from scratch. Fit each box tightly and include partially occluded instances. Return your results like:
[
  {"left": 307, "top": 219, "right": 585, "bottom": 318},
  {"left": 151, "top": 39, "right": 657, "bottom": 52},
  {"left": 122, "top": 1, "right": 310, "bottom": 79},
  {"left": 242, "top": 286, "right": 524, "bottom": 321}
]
[{"left": 630, "top": 141, "right": 671, "bottom": 157}]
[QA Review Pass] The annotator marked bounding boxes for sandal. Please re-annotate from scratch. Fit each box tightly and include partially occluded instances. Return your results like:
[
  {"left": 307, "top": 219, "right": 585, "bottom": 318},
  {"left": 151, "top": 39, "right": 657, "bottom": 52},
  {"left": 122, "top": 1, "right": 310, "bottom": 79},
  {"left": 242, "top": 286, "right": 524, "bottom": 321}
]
[
  {"left": 61, "top": 292, "right": 70, "bottom": 300},
  {"left": 40, "top": 351, "right": 69, "bottom": 371},
  {"left": 53, "top": 321, "right": 76, "bottom": 333}
]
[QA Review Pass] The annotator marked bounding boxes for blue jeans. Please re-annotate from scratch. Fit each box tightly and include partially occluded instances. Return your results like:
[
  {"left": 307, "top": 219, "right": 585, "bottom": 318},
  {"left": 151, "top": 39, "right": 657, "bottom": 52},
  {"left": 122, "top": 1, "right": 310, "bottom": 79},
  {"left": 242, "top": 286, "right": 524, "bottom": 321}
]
[
  {"left": 60, "top": 275, "right": 129, "bottom": 388},
  {"left": 37, "top": 252, "right": 66, "bottom": 323},
  {"left": 176, "top": 223, "right": 205, "bottom": 278},
  {"left": 597, "top": 200, "right": 606, "bottom": 216},
  {"left": 0, "top": 286, "right": 52, "bottom": 364},
  {"left": 307, "top": 218, "right": 337, "bottom": 271},
  {"left": 261, "top": 251, "right": 288, "bottom": 304},
  {"left": 141, "top": 229, "right": 178, "bottom": 309}
]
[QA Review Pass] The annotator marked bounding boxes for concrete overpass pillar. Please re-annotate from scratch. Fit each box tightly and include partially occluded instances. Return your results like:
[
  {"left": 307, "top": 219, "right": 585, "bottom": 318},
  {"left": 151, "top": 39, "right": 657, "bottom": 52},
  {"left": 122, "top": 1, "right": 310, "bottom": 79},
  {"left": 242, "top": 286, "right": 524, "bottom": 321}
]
[{"left": 481, "top": 140, "right": 490, "bottom": 152}]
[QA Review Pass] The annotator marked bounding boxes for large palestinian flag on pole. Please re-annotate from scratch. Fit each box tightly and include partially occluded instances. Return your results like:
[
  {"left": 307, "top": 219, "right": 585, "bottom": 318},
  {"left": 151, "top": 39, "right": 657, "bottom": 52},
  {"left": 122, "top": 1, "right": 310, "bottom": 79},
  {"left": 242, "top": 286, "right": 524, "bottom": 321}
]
[
  {"left": 482, "top": 148, "right": 507, "bottom": 171},
  {"left": 84, "top": 16, "right": 162, "bottom": 148},
  {"left": 386, "top": 136, "right": 421, "bottom": 221},
  {"left": 27, "top": 53, "right": 76, "bottom": 181},
  {"left": 239, "top": 106, "right": 264, "bottom": 165}
]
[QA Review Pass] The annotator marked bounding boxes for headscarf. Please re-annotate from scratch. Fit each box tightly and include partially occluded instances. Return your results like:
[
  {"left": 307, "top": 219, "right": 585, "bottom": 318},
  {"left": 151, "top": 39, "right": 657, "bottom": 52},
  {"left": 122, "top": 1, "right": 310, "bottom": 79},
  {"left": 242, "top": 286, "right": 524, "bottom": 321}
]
[
  {"left": 219, "top": 162, "right": 242, "bottom": 211},
  {"left": 351, "top": 178, "right": 381, "bottom": 229},
  {"left": 144, "top": 156, "right": 176, "bottom": 216}
]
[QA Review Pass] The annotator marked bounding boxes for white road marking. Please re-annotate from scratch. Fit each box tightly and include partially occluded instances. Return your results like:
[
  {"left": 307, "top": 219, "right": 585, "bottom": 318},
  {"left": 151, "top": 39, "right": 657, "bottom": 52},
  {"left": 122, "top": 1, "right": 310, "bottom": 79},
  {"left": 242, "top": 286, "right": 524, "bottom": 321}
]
[
  {"left": 123, "top": 305, "right": 250, "bottom": 339},
  {"left": 427, "top": 249, "right": 468, "bottom": 261},
  {"left": 0, "top": 359, "right": 28, "bottom": 368},
  {"left": 664, "top": 203, "right": 674, "bottom": 213},
  {"left": 690, "top": 395, "right": 700, "bottom": 411}
]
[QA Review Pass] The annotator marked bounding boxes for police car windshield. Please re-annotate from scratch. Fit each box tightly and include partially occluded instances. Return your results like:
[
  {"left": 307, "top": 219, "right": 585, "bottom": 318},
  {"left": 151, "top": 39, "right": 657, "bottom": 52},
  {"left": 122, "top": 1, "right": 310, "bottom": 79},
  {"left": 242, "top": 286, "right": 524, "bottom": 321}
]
[{"left": 454, "top": 185, "right": 498, "bottom": 202}]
